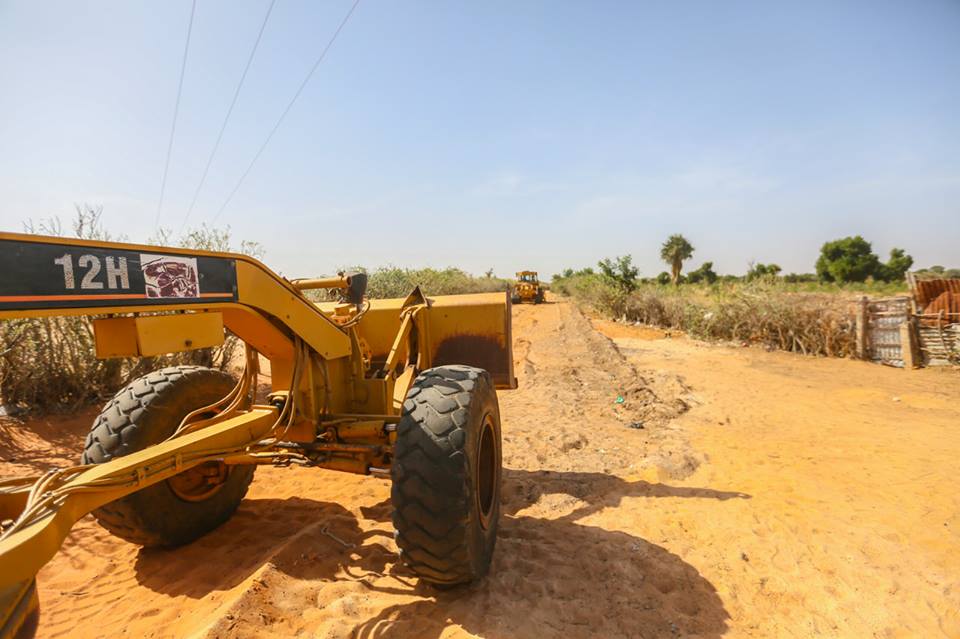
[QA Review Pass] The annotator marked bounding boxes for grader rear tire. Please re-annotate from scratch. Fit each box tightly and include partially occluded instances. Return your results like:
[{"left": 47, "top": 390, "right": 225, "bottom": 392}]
[
  {"left": 80, "top": 366, "right": 255, "bottom": 547},
  {"left": 391, "top": 365, "right": 502, "bottom": 586}
]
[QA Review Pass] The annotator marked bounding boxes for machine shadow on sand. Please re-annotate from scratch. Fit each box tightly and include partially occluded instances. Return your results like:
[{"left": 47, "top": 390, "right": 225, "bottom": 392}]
[
  {"left": 501, "top": 467, "right": 750, "bottom": 521},
  {"left": 132, "top": 497, "right": 390, "bottom": 598},
  {"left": 349, "top": 468, "right": 748, "bottom": 638},
  {"left": 128, "top": 468, "right": 748, "bottom": 638}
]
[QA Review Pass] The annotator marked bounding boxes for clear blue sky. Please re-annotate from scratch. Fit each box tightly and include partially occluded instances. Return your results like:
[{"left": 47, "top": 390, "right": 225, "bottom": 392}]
[{"left": 1, "top": 0, "right": 958, "bottom": 278}]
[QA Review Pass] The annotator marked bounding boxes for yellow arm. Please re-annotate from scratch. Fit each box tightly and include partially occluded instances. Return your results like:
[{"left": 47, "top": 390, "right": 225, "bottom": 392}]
[{"left": 0, "top": 231, "right": 351, "bottom": 360}]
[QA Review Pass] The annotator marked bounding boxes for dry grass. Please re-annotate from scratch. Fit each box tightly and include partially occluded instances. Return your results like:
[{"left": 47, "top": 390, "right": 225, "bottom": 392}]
[
  {"left": 0, "top": 317, "right": 239, "bottom": 411},
  {"left": 553, "top": 275, "right": 857, "bottom": 357},
  {"left": 304, "top": 266, "right": 512, "bottom": 301},
  {"left": 366, "top": 266, "right": 512, "bottom": 298}
]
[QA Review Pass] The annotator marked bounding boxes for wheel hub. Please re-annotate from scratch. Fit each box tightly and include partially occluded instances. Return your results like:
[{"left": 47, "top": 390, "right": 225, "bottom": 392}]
[
  {"left": 476, "top": 414, "right": 498, "bottom": 529},
  {"left": 167, "top": 461, "right": 230, "bottom": 502}
]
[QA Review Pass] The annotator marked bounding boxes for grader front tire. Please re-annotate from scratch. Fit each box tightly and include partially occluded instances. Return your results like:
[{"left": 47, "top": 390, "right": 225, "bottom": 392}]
[
  {"left": 80, "top": 366, "right": 255, "bottom": 547},
  {"left": 391, "top": 365, "right": 502, "bottom": 586}
]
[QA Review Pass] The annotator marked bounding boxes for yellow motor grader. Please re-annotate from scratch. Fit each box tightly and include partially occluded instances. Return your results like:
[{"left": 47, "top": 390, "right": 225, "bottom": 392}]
[
  {"left": 0, "top": 231, "right": 516, "bottom": 638},
  {"left": 511, "top": 271, "right": 544, "bottom": 304}
]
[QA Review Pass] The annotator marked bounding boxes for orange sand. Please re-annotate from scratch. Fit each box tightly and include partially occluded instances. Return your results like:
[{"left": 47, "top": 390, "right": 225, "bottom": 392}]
[{"left": 1, "top": 299, "right": 957, "bottom": 637}]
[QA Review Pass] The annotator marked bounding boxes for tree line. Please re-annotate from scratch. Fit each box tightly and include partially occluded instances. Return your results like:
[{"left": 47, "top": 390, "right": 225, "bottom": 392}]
[{"left": 555, "top": 234, "right": 958, "bottom": 289}]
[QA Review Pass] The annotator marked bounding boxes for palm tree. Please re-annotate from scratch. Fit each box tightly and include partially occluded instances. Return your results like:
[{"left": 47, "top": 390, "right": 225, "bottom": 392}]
[{"left": 660, "top": 234, "right": 694, "bottom": 285}]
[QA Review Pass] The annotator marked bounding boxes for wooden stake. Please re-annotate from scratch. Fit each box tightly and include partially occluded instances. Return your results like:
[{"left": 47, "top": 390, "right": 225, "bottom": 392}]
[
  {"left": 900, "top": 320, "right": 919, "bottom": 369},
  {"left": 856, "top": 296, "right": 869, "bottom": 360}
]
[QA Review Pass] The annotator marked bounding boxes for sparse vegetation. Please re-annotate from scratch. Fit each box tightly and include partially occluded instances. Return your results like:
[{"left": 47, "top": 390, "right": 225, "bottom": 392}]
[
  {"left": 358, "top": 267, "right": 511, "bottom": 299},
  {"left": 553, "top": 272, "right": 858, "bottom": 357},
  {"left": 660, "top": 234, "right": 695, "bottom": 285},
  {"left": 552, "top": 241, "right": 915, "bottom": 359},
  {"left": 746, "top": 262, "right": 782, "bottom": 281},
  {"left": 913, "top": 265, "right": 960, "bottom": 279},
  {"left": 597, "top": 255, "right": 639, "bottom": 293},
  {"left": 686, "top": 261, "right": 718, "bottom": 285}
]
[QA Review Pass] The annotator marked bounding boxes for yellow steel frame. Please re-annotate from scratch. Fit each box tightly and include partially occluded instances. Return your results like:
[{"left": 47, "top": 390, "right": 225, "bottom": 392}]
[
  {"left": 0, "top": 407, "right": 278, "bottom": 587},
  {"left": 0, "top": 231, "right": 515, "bottom": 636}
]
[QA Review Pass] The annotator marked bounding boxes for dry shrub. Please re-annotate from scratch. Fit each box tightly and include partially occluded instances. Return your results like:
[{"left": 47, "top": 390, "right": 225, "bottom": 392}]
[
  {"left": 627, "top": 285, "right": 855, "bottom": 356},
  {"left": 557, "top": 276, "right": 857, "bottom": 357},
  {"left": 314, "top": 266, "right": 512, "bottom": 300},
  {"left": 551, "top": 273, "right": 628, "bottom": 315},
  {"left": 0, "top": 319, "right": 239, "bottom": 411}
]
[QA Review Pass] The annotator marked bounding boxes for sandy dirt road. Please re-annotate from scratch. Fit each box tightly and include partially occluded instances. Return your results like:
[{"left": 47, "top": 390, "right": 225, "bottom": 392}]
[
  {"left": 594, "top": 318, "right": 960, "bottom": 638},
  {"left": 2, "top": 299, "right": 958, "bottom": 638}
]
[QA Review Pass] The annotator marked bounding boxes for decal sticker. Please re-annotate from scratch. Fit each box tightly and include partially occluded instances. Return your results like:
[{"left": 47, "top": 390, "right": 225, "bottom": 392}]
[{"left": 140, "top": 254, "right": 200, "bottom": 298}]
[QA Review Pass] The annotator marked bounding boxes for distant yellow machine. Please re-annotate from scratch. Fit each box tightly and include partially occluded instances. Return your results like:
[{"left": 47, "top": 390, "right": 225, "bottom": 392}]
[
  {"left": 512, "top": 271, "right": 545, "bottom": 304},
  {"left": 0, "top": 232, "right": 516, "bottom": 638}
]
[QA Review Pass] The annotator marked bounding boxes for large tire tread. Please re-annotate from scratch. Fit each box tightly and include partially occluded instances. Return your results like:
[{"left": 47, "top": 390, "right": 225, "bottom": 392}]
[
  {"left": 81, "top": 366, "right": 254, "bottom": 547},
  {"left": 391, "top": 365, "right": 500, "bottom": 586}
]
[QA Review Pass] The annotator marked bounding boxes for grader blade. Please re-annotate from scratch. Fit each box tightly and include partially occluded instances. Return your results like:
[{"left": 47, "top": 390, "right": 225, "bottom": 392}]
[{"left": 316, "top": 291, "right": 517, "bottom": 390}]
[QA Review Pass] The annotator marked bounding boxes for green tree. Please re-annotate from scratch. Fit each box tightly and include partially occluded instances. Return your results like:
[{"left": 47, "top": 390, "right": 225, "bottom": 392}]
[
  {"left": 597, "top": 255, "right": 639, "bottom": 292},
  {"left": 686, "top": 261, "right": 718, "bottom": 284},
  {"left": 878, "top": 248, "right": 913, "bottom": 282},
  {"left": 815, "top": 237, "right": 913, "bottom": 283},
  {"left": 554, "top": 266, "right": 596, "bottom": 280},
  {"left": 660, "top": 234, "right": 694, "bottom": 285},
  {"left": 655, "top": 271, "right": 672, "bottom": 285},
  {"left": 815, "top": 236, "right": 882, "bottom": 283},
  {"left": 746, "top": 262, "right": 782, "bottom": 281},
  {"left": 914, "top": 265, "right": 960, "bottom": 278}
]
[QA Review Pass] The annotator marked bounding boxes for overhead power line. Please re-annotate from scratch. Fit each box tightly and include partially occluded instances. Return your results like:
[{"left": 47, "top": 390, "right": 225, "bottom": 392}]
[
  {"left": 155, "top": 0, "right": 198, "bottom": 230},
  {"left": 179, "top": 0, "right": 277, "bottom": 234},
  {"left": 209, "top": 0, "right": 361, "bottom": 225}
]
